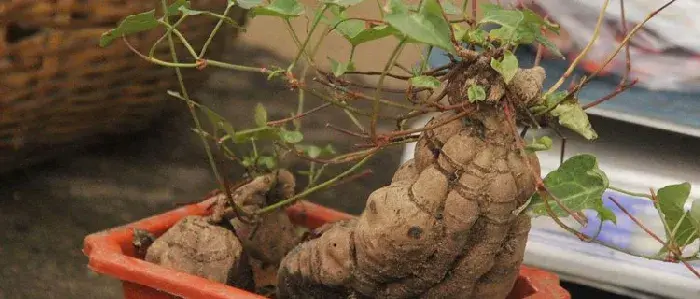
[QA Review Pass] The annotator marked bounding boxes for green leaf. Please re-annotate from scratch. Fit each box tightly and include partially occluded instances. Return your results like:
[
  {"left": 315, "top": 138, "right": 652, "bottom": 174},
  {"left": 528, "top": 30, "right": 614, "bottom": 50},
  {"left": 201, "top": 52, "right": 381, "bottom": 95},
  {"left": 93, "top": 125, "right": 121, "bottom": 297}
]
[
  {"left": 251, "top": 0, "right": 304, "bottom": 18},
  {"left": 490, "top": 50, "right": 519, "bottom": 84},
  {"left": 323, "top": 144, "right": 337, "bottom": 155},
  {"left": 479, "top": 3, "right": 523, "bottom": 43},
  {"left": 550, "top": 102, "right": 598, "bottom": 140},
  {"left": 296, "top": 144, "right": 336, "bottom": 158},
  {"left": 453, "top": 24, "right": 467, "bottom": 42},
  {"left": 242, "top": 156, "right": 255, "bottom": 167},
  {"left": 232, "top": 127, "right": 279, "bottom": 143},
  {"left": 441, "top": 1, "right": 462, "bottom": 15},
  {"left": 479, "top": 4, "right": 560, "bottom": 49},
  {"left": 657, "top": 183, "right": 698, "bottom": 247},
  {"left": 384, "top": 0, "right": 455, "bottom": 53},
  {"left": 167, "top": 90, "right": 236, "bottom": 137},
  {"left": 535, "top": 34, "right": 563, "bottom": 58},
  {"left": 178, "top": 5, "right": 205, "bottom": 15},
  {"left": 323, "top": 0, "right": 364, "bottom": 7},
  {"left": 257, "top": 156, "right": 277, "bottom": 170},
  {"left": 100, "top": 10, "right": 159, "bottom": 47},
  {"left": 467, "top": 85, "right": 486, "bottom": 103},
  {"left": 466, "top": 28, "right": 488, "bottom": 45},
  {"left": 328, "top": 58, "right": 355, "bottom": 77},
  {"left": 237, "top": 0, "right": 265, "bottom": 9},
  {"left": 690, "top": 199, "right": 700, "bottom": 234},
  {"left": 307, "top": 145, "right": 323, "bottom": 158},
  {"left": 254, "top": 103, "right": 268, "bottom": 127},
  {"left": 527, "top": 154, "right": 615, "bottom": 224},
  {"left": 332, "top": 17, "right": 396, "bottom": 46},
  {"left": 167, "top": 0, "right": 190, "bottom": 15},
  {"left": 279, "top": 128, "right": 304, "bottom": 143},
  {"left": 409, "top": 75, "right": 441, "bottom": 89},
  {"left": 525, "top": 136, "right": 553, "bottom": 153},
  {"left": 531, "top": 90, "right": 567, "bottom": 114}
]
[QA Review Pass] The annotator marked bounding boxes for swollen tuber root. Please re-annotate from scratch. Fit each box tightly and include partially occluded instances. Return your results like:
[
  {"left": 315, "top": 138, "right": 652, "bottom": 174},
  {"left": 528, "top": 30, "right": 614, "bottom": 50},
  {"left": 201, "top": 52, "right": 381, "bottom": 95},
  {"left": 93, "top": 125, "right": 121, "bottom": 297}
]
[
  {"left": 145, "top": 170, "right": 302, "bottom": 292},
  {"left": 278, "top": 58, "right": 545, "bottom": 299},
  {"left": 145, "top": 215, "right": 255, "bottom": 289}
]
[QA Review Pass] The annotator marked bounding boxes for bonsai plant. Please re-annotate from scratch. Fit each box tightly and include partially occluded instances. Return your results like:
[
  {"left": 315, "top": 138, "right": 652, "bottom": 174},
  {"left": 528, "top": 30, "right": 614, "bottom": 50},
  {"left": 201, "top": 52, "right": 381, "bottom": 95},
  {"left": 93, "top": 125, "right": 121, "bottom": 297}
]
[{"left": 92, "top": 0, "right": 699, "bottom": 297}]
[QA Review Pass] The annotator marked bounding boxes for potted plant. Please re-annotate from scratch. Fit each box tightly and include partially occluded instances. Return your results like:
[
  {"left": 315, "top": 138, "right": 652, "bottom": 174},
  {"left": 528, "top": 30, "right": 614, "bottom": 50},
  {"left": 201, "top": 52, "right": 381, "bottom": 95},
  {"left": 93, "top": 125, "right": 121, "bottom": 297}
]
[{"left": 83, "top": 0, "right": 698, "bottom": 298}]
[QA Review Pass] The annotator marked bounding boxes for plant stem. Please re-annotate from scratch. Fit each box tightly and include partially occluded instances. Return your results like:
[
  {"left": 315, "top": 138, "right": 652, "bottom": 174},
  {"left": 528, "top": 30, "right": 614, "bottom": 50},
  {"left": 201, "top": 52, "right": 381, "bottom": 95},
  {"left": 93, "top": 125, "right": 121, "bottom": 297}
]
[
  {"left": 160, "top": 0, "right": 221, "bottom": 184},
  {"left": 205, "top": 59, "right": 269, "bottom": 72},
  {"left": 371, "top": 40, "right": 406, "bottom": 139},
  {"left": 150, "top": 16, "right": 188, "bottom": 57},
  {"left": 219, "top": 127, "right": 270, "bottom": 143},
  {"left": 256, "top": 154, "right": 373, "bottom": 215},
  {"left": 544, "top": 0, "right": 610, "bottom": 97},
  {"left": 158, "top": 21, "right": 198, "bottom": 58},
  {"left": 608, "top": 185, "right": 652, "bottom": 199},
  {"left": 287, "top": 4, "right": 329, "bottom": 72},
  {"left": 419, "top": 46, "right": 434, "bottom": 73},
  {"left": 570, "top": 0, "right": 677, "bottom": 95},
  {"left": 199, "top": 3, "right": 234, "bottom": 58}
]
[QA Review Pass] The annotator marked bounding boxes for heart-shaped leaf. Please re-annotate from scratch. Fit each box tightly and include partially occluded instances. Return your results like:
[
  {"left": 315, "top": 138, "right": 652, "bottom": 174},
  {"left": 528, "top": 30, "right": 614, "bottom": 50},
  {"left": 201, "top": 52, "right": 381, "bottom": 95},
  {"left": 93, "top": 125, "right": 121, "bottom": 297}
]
[
  {"left": 525, "top": 136, "right": 553, "bottom": 153},
  {"left": 409, "top": 75, "right": 441, "bottom": 89},
  {"left": 467, "top": 85, "right": 486, "bottom": 102},
  {"left": 237, "top": 0, "right": 265, "bottom": 9},
  {"left": 490, "top": 50, "right": 519, "bottom": 84},
  {"left": 100, "top": 10, "right": 159, "bottom": 47},
  {"left": 329, "top": 58, "right": 355, "bottom": 77},
  {"left": 550, "top": 102, "right": 598, "bottom": 140},
  {"left": 251, "top": 0, "right": 304, "bottom": 18},
  {"left": 323, "top": 0, "right": 365, "bottom": 7},
  {"left": 254, "top": 103, "right": 268, "bottom": 127},
  {"left": 384, "top": 0, "right": 455, "bottom": 53},
  {"left": 527, "top": 154, "right": 615, "bottom": 224},
  {"left": 657, "top": 183, "right": 698, "bottom": 247},
  {"left": 279, "top": 128, "right": 304, "bottom": 143}
]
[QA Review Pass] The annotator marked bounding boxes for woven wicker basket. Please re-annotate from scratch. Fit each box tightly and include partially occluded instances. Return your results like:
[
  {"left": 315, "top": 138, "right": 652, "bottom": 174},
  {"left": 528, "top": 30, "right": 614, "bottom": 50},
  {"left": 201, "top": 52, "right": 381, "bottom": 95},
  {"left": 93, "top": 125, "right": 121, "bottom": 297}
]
[{"left": 0, "top": 1, "right": 246, "bottom": 173}]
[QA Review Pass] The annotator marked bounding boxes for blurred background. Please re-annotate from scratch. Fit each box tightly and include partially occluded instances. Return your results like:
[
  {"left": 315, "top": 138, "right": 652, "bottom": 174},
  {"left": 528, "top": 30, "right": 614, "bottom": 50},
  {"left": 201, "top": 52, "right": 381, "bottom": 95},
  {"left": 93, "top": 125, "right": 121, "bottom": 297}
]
[{"left": 1, "top": 0, "right": 699, "bottom": 298}]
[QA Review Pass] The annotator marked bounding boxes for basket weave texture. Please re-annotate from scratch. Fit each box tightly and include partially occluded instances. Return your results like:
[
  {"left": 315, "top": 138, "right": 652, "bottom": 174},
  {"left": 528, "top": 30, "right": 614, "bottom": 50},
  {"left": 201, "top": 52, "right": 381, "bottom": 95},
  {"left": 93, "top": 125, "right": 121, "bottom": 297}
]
[{"left": 0, "top": 0, "right": 245, "bottom": 173}]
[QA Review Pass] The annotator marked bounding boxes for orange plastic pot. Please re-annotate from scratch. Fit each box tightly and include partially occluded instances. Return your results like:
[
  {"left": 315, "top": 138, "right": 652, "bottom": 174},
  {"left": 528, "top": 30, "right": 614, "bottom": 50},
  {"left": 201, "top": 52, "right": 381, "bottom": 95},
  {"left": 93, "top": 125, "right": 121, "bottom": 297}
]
[{"left": 83, "top": 196, "right": 571, "bottom": 299}]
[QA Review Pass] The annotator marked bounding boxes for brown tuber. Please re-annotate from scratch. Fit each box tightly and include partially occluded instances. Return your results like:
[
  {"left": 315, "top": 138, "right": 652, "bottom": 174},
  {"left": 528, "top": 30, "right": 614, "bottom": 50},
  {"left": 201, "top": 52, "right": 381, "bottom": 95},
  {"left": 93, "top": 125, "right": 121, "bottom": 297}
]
[
  {"left": 277, "top": 58, "right": 546, "bottom": 299},
  {"left": 145, "top": 170, "right": 303, "bottom": 292}
]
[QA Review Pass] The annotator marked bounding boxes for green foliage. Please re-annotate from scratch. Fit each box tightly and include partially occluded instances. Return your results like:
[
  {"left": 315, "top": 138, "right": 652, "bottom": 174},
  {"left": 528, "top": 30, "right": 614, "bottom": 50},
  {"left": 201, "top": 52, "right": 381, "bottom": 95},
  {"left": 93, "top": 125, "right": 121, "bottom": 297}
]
[
  {"left": 167, "top": 91, "right": 236, "bottom": 137},
  {"left": 467, "top": 85, "right": 486, "bottom": 103},
  {"left": 254, "top": 103, "right": 268, "bottom": 127},
  {"left": 100, "top": 0, "right": 215, "bottom": 47},
  {"left": 550, "top": 102, "right": 599, "bottom": 141},
  {"left": 525, "top": 136, "right": 553, "bottom": 153},
  {"left": 236, "top": 0, "right": 264, "bottom": 9},
  {"left": 384, "top": 0, "right": 455, "bottom": 54},
  {"left": 104, "top": 0, "right": 692, "bottom": 269},
  {"left": 692, "top": 200, "right": 700, "bottom": 231},
  {"left": 530, "top": 91, "right": 567, "bottom": 114},
  {"left": 478, "top": 3, "right": 561, "bottom": 56},
  {"left": 329, "top": 58, "right": 356, "bottom": 77},
  {"left": 248, "top": 0, "right": 305, "bottom": 18},
  {"left": 323, "top": 0, "right": 365, "bottom": 7},
  {"left": 528, "top": 154, "right": 616, "bottom": 224},
  {"left": 296, "top": 144, "right": 336, "bottom": 158},
  {"left": 100, "top": 10, "right": 160, "bottom": 47},
  {"left": 490, "top": 51, "right": 518, "bottom": 84},
  {"left": 441, "top": 1, "right": 462, "bottom": 15},
  {"left": 409, "top": 75, "right": 441, "bottom": 89},
  {"left": 279, "top": 128, "right": 304, "bottom": 143},
  {"left": 657, "top": 183, "right": 698, "bottom": 247}
]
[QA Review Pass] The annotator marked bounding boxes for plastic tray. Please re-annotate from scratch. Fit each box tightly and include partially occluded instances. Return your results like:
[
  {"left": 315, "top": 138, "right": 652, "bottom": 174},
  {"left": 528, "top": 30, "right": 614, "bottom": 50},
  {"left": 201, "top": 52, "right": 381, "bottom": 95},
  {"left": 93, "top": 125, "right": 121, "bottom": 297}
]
[{"left": 83, "top": 197, "right": 571, "bottom": 299}]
